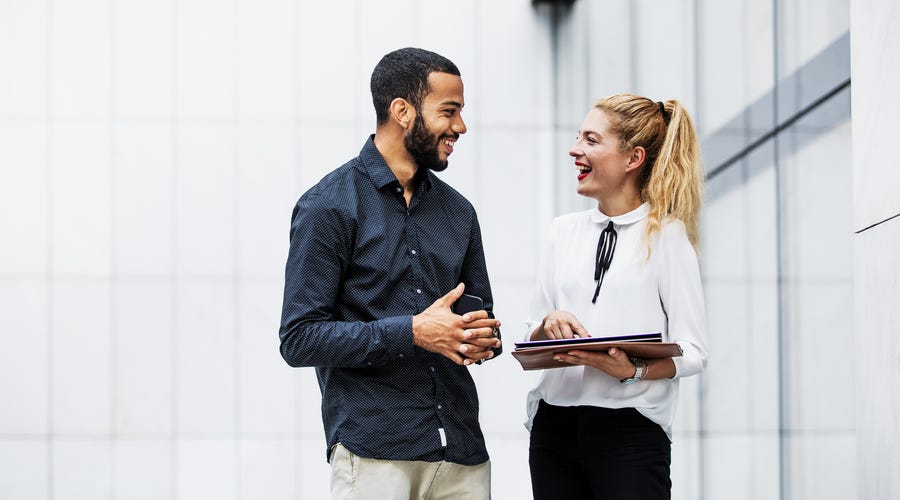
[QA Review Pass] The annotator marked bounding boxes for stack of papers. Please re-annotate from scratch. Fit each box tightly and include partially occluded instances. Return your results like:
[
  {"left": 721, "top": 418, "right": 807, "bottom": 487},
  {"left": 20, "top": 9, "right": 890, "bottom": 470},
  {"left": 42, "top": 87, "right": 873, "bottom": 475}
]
[{"left": 511, "top": 332, "right": 681, "bottom": 371}]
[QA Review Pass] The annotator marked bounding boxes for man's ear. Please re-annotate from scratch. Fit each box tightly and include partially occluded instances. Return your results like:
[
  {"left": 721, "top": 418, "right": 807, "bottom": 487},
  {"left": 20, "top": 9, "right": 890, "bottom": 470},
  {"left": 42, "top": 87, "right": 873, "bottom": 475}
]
[
  {"left": 626, "top": 146, "right": 647, "bottom": 173},
  {"left": 389, "top": 98, "right": 415, "bottom": 129}
]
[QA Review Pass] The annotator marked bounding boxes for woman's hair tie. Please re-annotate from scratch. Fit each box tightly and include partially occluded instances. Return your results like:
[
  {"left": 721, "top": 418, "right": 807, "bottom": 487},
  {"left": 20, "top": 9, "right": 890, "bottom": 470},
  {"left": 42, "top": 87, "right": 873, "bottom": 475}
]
[{"left": 657, "top": 101, "right": 670, "bottom": 125}]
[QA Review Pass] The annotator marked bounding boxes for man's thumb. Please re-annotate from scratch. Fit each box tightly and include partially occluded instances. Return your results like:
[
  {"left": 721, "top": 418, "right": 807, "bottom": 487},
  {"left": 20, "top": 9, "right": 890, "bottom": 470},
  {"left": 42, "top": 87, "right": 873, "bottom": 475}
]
[{"left": 438, "top": 283, "right": 465, "bottom": 306}]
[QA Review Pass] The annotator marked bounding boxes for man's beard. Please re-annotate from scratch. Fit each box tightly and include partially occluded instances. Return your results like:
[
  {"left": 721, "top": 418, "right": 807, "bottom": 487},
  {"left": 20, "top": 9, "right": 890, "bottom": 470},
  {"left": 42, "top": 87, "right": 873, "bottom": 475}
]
[{"left": 404, "top": 114, "right": 450, "bottom": 172}]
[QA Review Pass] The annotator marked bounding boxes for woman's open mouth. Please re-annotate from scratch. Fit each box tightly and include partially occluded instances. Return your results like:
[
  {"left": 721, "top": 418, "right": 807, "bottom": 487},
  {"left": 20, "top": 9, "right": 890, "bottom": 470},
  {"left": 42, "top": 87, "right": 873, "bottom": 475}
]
[{"left": 576, "top": 163, "right": 591, "bottom": 180}]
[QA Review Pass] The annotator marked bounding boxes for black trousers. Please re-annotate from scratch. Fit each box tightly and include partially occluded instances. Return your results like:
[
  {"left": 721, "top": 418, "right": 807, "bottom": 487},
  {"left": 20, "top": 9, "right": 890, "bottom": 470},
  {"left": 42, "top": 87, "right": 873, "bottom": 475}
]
[{"left": 529, "top": 400, "right": 671, "bottom": 500}]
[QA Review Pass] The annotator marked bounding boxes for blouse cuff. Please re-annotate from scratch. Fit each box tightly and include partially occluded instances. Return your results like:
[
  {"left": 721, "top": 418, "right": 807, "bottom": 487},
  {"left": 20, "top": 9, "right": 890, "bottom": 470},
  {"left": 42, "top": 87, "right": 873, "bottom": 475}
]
[{"left": 671, "top": 340, "right": 708, "bottom": 378}]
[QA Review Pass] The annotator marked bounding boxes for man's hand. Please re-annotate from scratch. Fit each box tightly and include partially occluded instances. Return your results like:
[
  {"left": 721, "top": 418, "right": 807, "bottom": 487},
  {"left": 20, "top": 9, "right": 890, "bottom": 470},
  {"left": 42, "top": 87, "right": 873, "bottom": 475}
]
[{"left": 412, "top": 284, "right": 502, "bottom": 365}]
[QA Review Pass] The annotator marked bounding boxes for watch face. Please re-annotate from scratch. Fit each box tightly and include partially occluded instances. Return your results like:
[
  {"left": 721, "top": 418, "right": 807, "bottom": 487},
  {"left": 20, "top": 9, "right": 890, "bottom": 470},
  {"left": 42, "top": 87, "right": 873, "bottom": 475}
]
[{"left": 621, "top": 361, "right": 644, "bottom": 384}]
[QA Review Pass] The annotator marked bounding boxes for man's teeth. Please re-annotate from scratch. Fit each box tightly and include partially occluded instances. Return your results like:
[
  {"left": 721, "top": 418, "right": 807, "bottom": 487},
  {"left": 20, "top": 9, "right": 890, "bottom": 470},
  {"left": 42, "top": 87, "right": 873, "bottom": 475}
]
[{"left": 443, "top": 139, "right": 455, "bottom": 146}]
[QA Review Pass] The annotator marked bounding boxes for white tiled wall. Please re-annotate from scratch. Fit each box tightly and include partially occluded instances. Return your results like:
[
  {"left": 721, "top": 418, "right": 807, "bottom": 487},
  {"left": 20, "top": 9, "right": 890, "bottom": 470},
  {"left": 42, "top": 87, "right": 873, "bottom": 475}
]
[
  {"left": 854, "top": 220, "right": 900, "bottom": 500},
  {"left": 52, "top": 282, "right": 112, "bottom": 435},
  {"left": 0, "top": 441, "right": 50, "bottom": 500},
  {"left": 555, "top": 1, "right": 853, "bottom": 499},
  {"left": 112, "top": 0, "right": 175, "bottom": 118},
  {"left": 0, "top": 0, "right": 557, "bottom": 498},
  {"left": 696, "top": 0, "right": 775, "bottom": 134},
  {"left": 111, "top": 123, "right": 175, "bottom": 276},
  {"left": 0, "top": 282, "right": 49, "bottom": 434},
  {"left": 0, "top": 2, "right": 49, "bottom": 117},
  {"left": 0, "top": 0, "right": 863, "bottom": 498},
  {"left": 0, "top": 123, "right": 49, "bottom": 275},
  {"left": 51, "top": 124, "right": 112, "bottom": 276},
  {"left": 851, "top": 0, "right": 900, "bottom": 228},
  {"left": 51, "top": 0, "right": 112, "bottom": 119},
  {"left": 852, "top": 0, "right": 900, "bottom": 497},
  {"left": 112, "top": 441, "right": 174, "bottom": 500},
  {"left": 113, "top": 282, "right": 174, "bottom": 435},
  {"left": 633, "top": 0, "right": 697, "bottom": 111},
  {"left": 53, "top": 440, "right": 113, "bottom": 500}
]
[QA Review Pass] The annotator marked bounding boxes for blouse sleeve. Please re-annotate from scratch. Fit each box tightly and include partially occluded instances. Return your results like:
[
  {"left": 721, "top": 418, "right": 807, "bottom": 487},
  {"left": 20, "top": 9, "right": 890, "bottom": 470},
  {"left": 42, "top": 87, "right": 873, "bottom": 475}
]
[
  {"left": 524, "top": 220, "right": 559, "bottom": 341},
  {"left": 657, "top": 220, "right": 709, "bottom": 378}
]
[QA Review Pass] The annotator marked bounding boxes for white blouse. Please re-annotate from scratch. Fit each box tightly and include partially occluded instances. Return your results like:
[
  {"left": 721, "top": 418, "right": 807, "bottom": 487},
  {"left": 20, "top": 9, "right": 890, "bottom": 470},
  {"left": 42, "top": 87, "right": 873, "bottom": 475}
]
[{"left": 524, "top": 202, "right": 709, "bottom": 439}]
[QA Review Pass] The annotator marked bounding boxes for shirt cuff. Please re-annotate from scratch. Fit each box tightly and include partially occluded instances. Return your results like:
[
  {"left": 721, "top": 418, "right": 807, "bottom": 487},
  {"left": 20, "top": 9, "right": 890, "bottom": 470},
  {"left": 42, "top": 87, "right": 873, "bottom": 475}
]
[{"left": 380, "top": 315, "right": 416, "bottom": 360}]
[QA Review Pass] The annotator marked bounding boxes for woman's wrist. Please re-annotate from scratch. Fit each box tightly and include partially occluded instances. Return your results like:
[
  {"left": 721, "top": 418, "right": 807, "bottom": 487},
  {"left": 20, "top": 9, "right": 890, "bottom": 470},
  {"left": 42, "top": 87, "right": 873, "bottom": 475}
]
[{"left": 620, "top": 357, "right": 648, "bottom": 384}]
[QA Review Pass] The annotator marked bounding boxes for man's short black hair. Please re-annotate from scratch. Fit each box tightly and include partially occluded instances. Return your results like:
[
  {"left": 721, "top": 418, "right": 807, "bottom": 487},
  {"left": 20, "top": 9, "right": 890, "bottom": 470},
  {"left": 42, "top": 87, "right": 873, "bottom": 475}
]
[{"left": 370, "top": 47, "right": 461, "bottom": 125}]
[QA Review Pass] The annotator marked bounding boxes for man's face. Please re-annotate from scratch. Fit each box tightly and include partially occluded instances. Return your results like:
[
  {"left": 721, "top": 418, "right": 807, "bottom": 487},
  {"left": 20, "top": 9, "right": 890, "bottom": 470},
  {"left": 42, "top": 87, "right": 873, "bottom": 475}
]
[{"left": 404, "top": 72, "right": 467, "bottom": 172}]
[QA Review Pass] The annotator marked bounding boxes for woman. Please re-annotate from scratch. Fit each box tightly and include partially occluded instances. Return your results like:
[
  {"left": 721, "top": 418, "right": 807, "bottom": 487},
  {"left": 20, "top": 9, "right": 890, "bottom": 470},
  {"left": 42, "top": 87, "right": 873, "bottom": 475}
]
[{"left": 525, "top": 94, "right": 709, "bottom": 499}]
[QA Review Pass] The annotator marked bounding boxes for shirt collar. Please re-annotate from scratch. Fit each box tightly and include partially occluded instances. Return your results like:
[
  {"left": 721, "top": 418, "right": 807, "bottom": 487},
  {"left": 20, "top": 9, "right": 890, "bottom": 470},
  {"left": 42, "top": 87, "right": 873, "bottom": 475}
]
[
  {"left": 358, "top": 135, "right": 434, "bottom": 192},
  {"left": 589, "top": 202, "right": 650, "bottom": 226}
]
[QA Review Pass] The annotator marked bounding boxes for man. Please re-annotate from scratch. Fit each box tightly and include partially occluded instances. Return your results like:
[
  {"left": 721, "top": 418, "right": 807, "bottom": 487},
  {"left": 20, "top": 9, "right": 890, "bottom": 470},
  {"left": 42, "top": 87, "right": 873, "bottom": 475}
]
[{"left": 279, "top": 47, "right": 502, "bottom": 499}]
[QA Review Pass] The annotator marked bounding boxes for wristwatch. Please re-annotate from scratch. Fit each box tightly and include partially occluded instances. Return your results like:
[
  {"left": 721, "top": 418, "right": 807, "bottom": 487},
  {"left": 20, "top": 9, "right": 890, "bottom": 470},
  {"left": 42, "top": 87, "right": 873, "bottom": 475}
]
[{"left": 620, "top": 357, "right": 646, "bottom": 385}]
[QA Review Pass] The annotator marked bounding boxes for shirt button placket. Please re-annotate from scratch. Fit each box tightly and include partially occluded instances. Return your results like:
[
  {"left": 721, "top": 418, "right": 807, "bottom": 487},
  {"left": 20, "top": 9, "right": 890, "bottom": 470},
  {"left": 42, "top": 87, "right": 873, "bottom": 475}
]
[{"left": 405, "top": 199, "right": 428, "bottom": 314}]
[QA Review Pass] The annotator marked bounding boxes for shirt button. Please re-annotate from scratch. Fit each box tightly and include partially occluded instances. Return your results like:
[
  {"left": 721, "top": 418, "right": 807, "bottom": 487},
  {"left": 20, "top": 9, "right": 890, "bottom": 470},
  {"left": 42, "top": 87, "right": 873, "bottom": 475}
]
[
  {"left": 395, "top": 187, "right": 402, "bottom": 193},
  {"left": 410, "top": 249, "right": 417, "bottom": 255},
  {"left": 399, "top": 353, "right": 404, "bottom": 358},
  {"left": 437, "top": 405, "right": 442, "bottom": 410},
  {"left": 416, "top": 289, "right": 422, "bottom": 294},
  {"left": 430, "top": 367, "right": 435, "bottom": 372}
]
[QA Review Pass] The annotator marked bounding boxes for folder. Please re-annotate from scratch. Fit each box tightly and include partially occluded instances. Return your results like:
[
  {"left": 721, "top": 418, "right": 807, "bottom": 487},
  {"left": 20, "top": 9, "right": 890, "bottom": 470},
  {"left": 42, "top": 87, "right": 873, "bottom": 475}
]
[{"left": 511, "top": 333, "right": 682, "bottom": 371}]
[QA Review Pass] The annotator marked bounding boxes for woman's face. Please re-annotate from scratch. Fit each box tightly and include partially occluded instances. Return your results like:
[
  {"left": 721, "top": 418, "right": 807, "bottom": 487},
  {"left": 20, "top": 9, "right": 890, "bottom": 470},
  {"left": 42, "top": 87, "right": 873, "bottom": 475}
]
[{"left": 568, "top": 108, "right": 633, "bottom": 202}]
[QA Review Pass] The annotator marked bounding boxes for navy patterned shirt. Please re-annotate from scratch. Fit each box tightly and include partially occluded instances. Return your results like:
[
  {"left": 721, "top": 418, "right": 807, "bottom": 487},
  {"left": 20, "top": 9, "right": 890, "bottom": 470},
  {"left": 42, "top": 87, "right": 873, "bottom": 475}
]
[{"left": 279, "top": 136, "right": 496, "bottom": 466}]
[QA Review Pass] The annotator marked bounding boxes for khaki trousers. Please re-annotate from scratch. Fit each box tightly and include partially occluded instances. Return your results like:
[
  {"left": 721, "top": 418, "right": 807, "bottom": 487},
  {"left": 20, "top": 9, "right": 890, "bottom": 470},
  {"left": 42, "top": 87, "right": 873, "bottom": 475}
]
[{"left": 330, "top": 443, "right": 491, "bottom": 500}]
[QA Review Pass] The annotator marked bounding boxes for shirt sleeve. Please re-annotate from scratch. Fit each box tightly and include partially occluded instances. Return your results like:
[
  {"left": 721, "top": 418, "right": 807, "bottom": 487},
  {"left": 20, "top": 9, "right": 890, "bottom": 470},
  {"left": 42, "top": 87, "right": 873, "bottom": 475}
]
[
  {"left": 656, "top": 220, "right": 709, "bottom": 378},
  {"left": 278, "top": 194, "right": 414, "bottom": 368},
  {"left": 458, "top": 211, "right": 503, "bottom": 359}
]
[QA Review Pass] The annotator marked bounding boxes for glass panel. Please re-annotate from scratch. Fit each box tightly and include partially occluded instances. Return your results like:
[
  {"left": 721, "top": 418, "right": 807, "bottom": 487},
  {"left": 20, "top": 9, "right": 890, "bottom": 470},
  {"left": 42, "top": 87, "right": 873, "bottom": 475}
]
[
  {"left": 778, "top": 86, "right": 854, "bottom": 499},
  {"left": 700, "top": 142, "right": 780, "bottom": 500},
  {"left": 775, "top": 0, "right": 850, "bottom": 122},
  {"left": 697, "top": 0, "right": 775, "bottom": 136}
]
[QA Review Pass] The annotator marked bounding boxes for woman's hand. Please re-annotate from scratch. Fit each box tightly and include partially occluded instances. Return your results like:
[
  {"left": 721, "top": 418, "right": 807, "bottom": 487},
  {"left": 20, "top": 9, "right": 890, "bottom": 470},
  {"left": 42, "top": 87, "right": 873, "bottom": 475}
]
[
  {"left": 530, "top": 310, "right": 590, "bottom": 340},
  {"left": 554, "top": 347, "right": 676, "bottom": 381},
  {"left": 552, "top": 347, "right": 636, "bottom": 379}
]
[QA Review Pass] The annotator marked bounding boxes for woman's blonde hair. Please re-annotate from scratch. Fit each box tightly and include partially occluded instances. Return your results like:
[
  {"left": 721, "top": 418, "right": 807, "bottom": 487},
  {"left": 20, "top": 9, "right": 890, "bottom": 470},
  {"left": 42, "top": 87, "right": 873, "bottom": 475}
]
[{"left": 593, "top": 94, "right": 703, "bottom": 252}]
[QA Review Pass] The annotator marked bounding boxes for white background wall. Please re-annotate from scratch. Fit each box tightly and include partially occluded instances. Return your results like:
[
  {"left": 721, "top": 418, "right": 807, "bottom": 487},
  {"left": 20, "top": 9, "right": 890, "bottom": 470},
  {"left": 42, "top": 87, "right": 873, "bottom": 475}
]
[
  {"left": 0, "top": 0, "right": 866, "bottom": 499},
  {"left": 0, "top": 0, "right": 556, "bottom": 498},
  {"left": 852, "top": 0, "right": 900, "bottom": 498}
]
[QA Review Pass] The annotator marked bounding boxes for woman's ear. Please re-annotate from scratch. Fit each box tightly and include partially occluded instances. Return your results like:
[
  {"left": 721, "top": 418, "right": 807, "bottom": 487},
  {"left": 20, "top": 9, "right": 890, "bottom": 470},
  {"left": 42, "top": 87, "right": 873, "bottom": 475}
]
[
  {"left": 626, "top": 146, "right": 646, "bottom": 173},
  {"left": 389, "top": 98, "right": 414, "bottom": 129}
]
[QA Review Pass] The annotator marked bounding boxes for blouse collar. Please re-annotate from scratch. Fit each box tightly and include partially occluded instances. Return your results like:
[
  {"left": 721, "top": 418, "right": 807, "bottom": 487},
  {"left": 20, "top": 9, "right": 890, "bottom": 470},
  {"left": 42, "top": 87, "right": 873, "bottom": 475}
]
[{"left": 589, "top": 202, "right": 650, "bottom": 226}]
